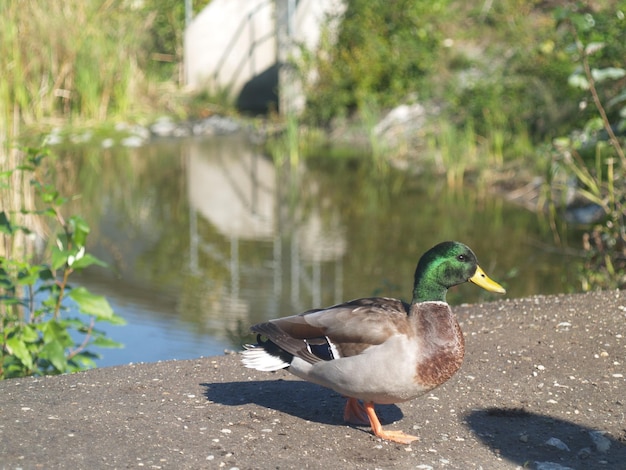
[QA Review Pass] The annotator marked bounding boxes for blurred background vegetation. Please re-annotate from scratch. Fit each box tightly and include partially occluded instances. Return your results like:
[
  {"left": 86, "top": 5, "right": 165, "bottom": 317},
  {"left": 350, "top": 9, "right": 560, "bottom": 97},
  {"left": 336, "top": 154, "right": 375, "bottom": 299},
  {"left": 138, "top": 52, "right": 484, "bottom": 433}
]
[
  {"left": 0, "top": 1, "right": 622, "bottom": 143},
  {"left": 1, "top": 0, "right": 625, "bottom": 279},
  {"left": 300, "top": 0, "right": 625, "bottom": 157},
  {"left": 0, "top": 0, "right": 210, "bottom": 131}
]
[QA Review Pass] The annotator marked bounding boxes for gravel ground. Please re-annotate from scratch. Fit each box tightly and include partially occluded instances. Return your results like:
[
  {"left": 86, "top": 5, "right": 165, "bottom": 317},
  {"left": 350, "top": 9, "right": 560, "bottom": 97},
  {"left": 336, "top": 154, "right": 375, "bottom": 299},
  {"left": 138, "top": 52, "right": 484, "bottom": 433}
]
[{"left": 1, "top": 290, "right": 625, "bottom": 470}]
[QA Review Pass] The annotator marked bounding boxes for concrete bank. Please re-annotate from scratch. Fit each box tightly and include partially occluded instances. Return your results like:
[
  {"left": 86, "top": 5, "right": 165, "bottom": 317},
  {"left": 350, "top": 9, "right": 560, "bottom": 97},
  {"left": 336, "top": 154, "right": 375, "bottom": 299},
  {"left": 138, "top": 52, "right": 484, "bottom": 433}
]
[{"left": 1, "top": 291, "right": 625, "bottom": 469}]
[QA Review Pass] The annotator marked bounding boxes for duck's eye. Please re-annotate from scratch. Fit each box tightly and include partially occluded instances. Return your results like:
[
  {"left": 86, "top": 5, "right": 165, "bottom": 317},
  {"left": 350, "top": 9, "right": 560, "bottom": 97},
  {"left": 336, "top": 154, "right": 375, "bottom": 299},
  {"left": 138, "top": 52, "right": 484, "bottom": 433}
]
[{"left": 457, "top": 254, "right": 466, "bottom": 261}]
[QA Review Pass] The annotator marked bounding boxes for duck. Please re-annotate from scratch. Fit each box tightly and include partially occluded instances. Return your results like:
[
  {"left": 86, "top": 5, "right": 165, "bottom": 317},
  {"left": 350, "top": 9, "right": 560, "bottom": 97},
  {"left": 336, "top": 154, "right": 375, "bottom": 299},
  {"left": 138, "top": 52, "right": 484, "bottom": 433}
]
[{"left": 241, "top": 241, "right": 506, "bottom": 444}]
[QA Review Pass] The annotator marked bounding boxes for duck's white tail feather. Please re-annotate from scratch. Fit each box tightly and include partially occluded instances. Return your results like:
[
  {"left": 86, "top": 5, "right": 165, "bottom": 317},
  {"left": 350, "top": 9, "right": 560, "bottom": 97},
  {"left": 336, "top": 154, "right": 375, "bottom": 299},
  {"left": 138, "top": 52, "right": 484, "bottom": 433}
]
[{"left": 241, "top": 344, "right": 290, "bottom": 371}]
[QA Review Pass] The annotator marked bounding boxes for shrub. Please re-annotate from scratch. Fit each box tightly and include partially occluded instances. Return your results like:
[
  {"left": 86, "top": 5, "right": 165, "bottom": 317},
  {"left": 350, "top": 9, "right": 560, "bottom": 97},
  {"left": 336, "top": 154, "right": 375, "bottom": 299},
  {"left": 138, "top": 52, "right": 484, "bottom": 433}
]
[
  {"left": 1, "top": 149, "right": 124, "bottom": 379},
  {"left": 549, "top": 4, "right": 626, "bottom": 290},
  {"left": 302, "top": 0, "right": 450, "bottom": 125}
]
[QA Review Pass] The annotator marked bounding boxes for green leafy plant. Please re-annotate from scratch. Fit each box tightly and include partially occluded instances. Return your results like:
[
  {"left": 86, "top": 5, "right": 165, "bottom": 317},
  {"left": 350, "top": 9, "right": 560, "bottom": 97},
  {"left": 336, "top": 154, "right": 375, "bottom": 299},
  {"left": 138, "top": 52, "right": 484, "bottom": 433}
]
[
  {"left": 549, "top": 5, "right": 626, "bottom": 290},
  {"left": 301, "top": 0, "right": 450, "bottom": 125},
  {"left": 1, "top": 149, "right": 124, "bottom": 379}
]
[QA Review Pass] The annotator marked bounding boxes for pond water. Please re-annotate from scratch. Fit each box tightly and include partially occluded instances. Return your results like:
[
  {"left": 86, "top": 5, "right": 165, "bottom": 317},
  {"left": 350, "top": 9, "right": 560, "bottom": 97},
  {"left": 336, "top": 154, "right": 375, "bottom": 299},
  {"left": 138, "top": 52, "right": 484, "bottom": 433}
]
[{"left": 55, "top": 134, "right": 582, "bottom": 367}]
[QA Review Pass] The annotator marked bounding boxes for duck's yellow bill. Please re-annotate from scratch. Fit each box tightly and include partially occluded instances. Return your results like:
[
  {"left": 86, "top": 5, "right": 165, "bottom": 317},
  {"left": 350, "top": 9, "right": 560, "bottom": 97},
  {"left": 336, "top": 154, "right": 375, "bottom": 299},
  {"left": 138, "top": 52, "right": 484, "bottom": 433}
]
[{"left": 469, "top": 265, "right": 506, "bottom": 294}]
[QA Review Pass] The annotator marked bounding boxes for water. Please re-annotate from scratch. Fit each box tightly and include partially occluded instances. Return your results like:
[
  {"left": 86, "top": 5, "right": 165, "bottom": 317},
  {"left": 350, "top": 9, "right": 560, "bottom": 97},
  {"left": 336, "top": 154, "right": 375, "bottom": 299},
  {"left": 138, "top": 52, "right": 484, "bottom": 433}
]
[{"left": 55, "top": 134, "right": 581, "bottom": 367}]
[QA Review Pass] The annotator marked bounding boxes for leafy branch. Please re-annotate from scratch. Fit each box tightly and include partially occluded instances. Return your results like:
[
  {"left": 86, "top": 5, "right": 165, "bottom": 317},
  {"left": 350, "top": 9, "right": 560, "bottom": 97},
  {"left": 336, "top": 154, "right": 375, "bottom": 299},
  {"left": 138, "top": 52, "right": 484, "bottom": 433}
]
[
  {"left": 1, "top": 148, "right": 124, "bottom": 379},
  {"left": 550, "top": 6, "right": 626, "bottom": 290},
  {"left": 568, "top": 24, "right": 626, "bottom": 167}
]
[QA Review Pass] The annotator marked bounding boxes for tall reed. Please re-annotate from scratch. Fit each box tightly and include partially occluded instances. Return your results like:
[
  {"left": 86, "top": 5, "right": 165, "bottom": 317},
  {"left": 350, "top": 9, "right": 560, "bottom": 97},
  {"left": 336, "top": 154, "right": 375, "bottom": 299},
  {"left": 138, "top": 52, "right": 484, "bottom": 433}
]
[{"left": 0, "top": 0, "right": 152, "bottom": 126}]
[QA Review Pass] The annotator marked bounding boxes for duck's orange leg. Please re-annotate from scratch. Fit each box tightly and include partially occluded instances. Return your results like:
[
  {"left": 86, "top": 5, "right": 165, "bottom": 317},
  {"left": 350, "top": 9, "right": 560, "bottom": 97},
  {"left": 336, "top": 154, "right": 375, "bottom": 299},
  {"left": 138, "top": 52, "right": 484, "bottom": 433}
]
[
  {"left": 343, "top": 397, "right": 369, "bottom": 425},
  {"left": 363, "top": 402, "right": 419, "bottom": 444}
]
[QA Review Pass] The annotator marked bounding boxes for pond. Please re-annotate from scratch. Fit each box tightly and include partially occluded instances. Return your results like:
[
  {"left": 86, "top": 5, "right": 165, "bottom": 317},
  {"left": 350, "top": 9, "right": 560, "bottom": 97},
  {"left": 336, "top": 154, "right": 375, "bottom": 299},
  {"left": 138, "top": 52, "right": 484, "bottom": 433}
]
[{"left": 55, "top": 133, "right": 582, "bottom": 367}]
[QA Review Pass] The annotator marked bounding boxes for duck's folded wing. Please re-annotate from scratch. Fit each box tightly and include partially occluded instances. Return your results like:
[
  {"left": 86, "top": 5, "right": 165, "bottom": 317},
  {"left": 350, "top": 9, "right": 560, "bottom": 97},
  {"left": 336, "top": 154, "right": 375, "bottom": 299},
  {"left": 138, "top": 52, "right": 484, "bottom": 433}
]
[
  {"left": 251, "top": 297, "right": 410, "bottom": 364},
  {"left": 251, "top": 321, "right": 323, "bottom": 364}
]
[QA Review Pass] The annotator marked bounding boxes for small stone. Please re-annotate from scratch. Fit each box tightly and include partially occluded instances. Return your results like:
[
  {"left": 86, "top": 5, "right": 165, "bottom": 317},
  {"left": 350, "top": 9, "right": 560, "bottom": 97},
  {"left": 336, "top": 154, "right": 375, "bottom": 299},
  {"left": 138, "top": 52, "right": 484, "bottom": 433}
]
[
  {"left": 121, "top": 136, "right": 144, "bottom": 148},
  {"left": 545, "top": 437, "right": 570, "bottom": 451},
  {"left": 589, "top": 430, "right": 611, "bottom": 453},
  {"left": 535, "top": 462, "right": 574, "bottom": 470}
]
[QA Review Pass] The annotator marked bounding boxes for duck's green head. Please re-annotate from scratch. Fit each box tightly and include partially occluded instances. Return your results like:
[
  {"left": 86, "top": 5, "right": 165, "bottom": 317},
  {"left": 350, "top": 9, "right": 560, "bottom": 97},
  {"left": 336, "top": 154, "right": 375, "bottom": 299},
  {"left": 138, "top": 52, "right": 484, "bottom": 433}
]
[{"left": 412, "top": 241, "right": 506, "bottom": 303}]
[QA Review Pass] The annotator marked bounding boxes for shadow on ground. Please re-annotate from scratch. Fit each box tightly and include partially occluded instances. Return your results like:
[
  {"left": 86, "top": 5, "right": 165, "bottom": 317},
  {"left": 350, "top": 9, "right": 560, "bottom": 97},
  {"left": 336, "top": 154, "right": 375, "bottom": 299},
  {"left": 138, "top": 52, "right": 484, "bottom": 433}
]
[
  {"left": 201, "top": 379, "right": 404, "bottom": 428},
  {"left": 465, "top": 407, "right": 626, "bottom": 468}
]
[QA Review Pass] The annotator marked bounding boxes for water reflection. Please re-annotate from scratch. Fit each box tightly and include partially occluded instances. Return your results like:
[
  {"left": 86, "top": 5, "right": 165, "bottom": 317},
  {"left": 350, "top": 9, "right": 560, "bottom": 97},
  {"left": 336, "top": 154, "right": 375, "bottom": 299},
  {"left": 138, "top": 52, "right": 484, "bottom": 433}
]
[
  {"left": 184, "top": 137, "right": 347, "bottom": 346},
  {"left": 56, "top": 134, "right": 580, "bottom": 367}
]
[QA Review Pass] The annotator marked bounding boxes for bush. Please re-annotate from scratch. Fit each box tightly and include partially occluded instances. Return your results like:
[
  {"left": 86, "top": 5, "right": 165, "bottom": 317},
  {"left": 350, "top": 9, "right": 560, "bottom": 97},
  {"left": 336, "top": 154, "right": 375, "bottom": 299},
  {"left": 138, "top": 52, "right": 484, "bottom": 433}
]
[
  {"left": 548, "top": 4, "right": 626, "bottom": 290},
  {"left": 301, "top": 1, "right": 626, "bottom": 157},
  {"left": 1, "top": 149, "right": 124, "bottom": 379},
  {"left": 302, "top": 0, "right": 450, "bottom": 124}
]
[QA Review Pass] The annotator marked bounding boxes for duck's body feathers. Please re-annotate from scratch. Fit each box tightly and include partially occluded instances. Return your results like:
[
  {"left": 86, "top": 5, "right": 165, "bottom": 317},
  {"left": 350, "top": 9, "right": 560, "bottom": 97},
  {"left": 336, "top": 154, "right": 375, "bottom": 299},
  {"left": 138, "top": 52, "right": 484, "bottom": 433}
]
[{"left": 242, "top": 298, "right": 464, "bottom": 404}]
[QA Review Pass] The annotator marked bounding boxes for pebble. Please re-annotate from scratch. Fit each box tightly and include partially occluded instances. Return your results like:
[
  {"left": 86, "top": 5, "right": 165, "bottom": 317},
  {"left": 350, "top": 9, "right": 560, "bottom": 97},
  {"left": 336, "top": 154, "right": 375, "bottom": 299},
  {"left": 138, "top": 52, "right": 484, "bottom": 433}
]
[
  {"left": 120, "top": 136, "right": 143, "bottom": 147},
  {"left": 545, "top": 437, "right": 570, "bottom": 451},
  {"left": 589, "top": 430, "right": 611, "bottom": 453},
  {"left": 535, "top": 462, "right": 574, "bottom": 470}
]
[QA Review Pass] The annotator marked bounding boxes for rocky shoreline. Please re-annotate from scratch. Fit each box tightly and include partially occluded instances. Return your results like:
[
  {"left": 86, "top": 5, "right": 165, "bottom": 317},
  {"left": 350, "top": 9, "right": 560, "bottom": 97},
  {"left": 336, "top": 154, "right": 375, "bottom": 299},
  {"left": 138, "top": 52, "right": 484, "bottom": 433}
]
[
  {"left": 40, "top": 103, "right": 431, "bottom": 152},
  {"left": 42, "top": 114, "right": 246, "bottom": 149}
]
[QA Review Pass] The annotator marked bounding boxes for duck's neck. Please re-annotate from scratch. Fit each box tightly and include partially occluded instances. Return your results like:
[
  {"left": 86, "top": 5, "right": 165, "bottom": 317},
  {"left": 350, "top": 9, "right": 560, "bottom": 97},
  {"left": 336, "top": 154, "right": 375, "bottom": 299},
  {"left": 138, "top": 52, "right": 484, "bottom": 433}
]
[{"left": 411, "top": 278, "right": 448, "bottom": 304}]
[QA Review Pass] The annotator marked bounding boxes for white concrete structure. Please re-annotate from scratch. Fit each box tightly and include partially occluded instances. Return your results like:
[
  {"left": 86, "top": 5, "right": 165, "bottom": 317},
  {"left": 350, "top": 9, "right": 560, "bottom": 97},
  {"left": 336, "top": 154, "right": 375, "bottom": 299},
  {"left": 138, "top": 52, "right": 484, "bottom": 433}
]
[{"left": 184, "top": 0, "right": 345, "bottom": 113}]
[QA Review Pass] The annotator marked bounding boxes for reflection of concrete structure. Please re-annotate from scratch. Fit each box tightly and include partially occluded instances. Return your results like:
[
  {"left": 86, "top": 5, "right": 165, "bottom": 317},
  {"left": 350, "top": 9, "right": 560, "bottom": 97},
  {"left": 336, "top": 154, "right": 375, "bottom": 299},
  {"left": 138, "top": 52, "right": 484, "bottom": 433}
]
[
  {"left": 188, "top": 136, "right": 276, "bottom": 240},
  {"left": 186, "top": 134, "right": 346, "bottom": 257},
  {"left": 186, "top": 135, "right": 346, "bottom": 315},
  {"left": 184, "top": 0, "right": 345, "bottom": 113}
]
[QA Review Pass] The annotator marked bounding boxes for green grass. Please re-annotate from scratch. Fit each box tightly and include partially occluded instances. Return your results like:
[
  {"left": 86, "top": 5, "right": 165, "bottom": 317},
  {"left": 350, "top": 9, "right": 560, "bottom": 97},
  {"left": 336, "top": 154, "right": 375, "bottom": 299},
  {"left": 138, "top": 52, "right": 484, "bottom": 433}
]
[{"left": 0, "top": 1, "right": 152, "bottom": 126}]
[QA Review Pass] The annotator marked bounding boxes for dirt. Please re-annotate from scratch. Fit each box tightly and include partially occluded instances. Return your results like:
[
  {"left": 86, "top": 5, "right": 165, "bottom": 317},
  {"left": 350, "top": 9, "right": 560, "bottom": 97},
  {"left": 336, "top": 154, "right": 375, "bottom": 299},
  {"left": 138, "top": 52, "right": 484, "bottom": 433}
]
[{"left": 1, "top": 290, "right": 625, "bottom": 469}]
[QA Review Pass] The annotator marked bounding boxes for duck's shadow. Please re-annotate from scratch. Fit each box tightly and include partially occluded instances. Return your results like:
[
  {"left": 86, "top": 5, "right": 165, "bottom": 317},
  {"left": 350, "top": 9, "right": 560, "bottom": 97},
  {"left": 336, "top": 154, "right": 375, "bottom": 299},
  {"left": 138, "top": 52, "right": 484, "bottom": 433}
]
[
  {"left": 465, "top": 407, "right": 626, "bottom": 467},
  {"left": 201, "top": 378, "right": 403, "bottom": 427}
]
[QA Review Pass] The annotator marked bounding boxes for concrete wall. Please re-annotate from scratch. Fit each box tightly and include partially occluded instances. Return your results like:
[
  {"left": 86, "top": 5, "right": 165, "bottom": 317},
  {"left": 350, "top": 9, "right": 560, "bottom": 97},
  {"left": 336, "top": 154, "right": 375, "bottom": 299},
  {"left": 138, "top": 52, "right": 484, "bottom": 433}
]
[{"left": 184, "top": 0, "right": 345, "bottom": 114}]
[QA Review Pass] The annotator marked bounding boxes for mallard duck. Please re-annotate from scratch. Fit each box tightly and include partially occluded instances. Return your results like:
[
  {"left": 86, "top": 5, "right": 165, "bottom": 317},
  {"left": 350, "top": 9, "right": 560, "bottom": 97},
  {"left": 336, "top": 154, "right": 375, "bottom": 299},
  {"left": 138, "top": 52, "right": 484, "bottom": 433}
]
[{"left": 241, "top": 241, "right": 505, "bottom": 444}]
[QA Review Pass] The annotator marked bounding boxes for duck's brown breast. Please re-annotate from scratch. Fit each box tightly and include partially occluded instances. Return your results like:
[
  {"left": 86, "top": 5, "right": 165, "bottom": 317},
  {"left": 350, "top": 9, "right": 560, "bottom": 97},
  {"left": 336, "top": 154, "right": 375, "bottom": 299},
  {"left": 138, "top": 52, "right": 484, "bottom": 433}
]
[{"left": 412, "top": 302, "right": 465, "bottom": 389}]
